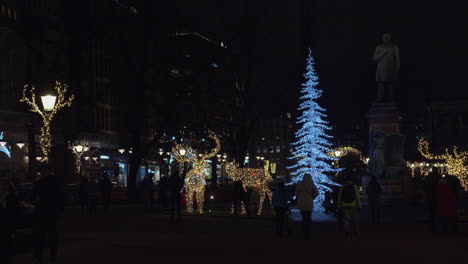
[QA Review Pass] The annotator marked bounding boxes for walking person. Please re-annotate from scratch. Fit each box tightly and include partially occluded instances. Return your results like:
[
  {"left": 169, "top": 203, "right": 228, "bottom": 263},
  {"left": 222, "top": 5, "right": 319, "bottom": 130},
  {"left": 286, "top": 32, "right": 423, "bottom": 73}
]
[
  {"left": 141, "top": 173, "right": 154, "bottom": 213},
  {"left": 87, "top": 176, "right": 99, "bottom": 216},
  {"left": 435, "top": 177, "right": 458, "bottom": 234},
  {"left": 338, "top": 179, "right": 362, "bottom": 239},
  {"left": 366, "top": 176, "right": 382, "bottom": 223},
  {"left": 295, "top": 174, "right": 319, "bottom": 240},
  {"left": 169, "top": 170, "right": 184, "bottom": 222},
  {"left": 158, "top": 176, "right": 170, "bottom": 210},
  {"left": 79, "top": 176, "right": 89, "bottom": 215},
  {"left": 0, "top": 179, "right": 20, "bottom": 264},
  {"left": 232, "top": 180, "right": 245, "bottom": 216},
  {"left": 272, "top": 182, "right": 291, "bottom": 237},
  {"left": 32, "top": 164, "right": 64, "bottom": 264},
  {"left": 99, "top": 173, "right": 112, "bottom": 213}
]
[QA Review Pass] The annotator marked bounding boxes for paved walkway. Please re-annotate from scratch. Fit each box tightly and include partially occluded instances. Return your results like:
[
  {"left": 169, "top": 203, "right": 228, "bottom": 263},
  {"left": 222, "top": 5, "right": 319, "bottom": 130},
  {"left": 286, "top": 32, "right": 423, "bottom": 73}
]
[{"left": 10, "top": 205, "right": 468, "bottom": 264}]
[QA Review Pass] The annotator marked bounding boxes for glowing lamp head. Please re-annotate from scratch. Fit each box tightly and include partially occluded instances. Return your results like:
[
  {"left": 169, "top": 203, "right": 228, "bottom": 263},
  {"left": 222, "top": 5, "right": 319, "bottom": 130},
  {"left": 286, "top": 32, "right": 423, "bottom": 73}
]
[
  {"left": 74, "top": 145, "right": 84, "bottom": 153},
  {"left": 179, "top": 149, "right": 187, "bottom": 156},
  {"left": 41, "top": 95, "right": 57, "bottom": 111},
  {"left": 158, "top": 149, "right": 164, "bottom": 156},
  {"left": 84, "top": 156, "right": 90, "bottom": 161},
  {"left": 16, "top": 142, "right": 25, "bottom": 149},
  {"left": 216, "top": 154, "right": 221, "bottom": 159},
  {"left": 0, "top": 140, "right": 6, "bottom": 147},
  {"left": 118, "top": 148, "right": 125, "bottom": 154},
  {"left": 36, "top": 156, "right": 43, "bottom": 161},
  {"left": 334, "top": 150, "right": 342, "bottom": 157},
  {"left": 222, "top": 153, "right": 227, "bottom": 159},
  {"left": 83, "top": 146, "right": 89, "bottom": 152}
]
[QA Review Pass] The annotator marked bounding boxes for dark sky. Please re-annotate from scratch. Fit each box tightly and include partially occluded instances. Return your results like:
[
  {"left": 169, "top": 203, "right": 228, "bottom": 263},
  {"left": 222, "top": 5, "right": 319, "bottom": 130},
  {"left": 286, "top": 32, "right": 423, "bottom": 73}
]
[{"left": 167, "top": 0, "right": 468, "bottom": 125}]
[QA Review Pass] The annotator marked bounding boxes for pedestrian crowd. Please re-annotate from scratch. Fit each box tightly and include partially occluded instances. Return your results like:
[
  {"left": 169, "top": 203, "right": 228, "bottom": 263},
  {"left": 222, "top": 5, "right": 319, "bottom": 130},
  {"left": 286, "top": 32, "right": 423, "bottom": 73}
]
[{"left": 0, "top": 163, "right": 463, "bottom": 263}]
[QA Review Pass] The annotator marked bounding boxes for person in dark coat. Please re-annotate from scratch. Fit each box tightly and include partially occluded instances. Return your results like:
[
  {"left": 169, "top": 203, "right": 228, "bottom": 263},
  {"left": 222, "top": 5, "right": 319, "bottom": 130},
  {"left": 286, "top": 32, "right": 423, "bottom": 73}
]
[
  {"left": 272, "top": 182, "right": 292, "bottom": 237},
  {"left": 424, "top": 173, "right": 438, "bottom": 233},
  {"left": 435, "top": 177, "right": 458, "bottom": 234},
  {"left": 33, "top": 164, "right": 64, "bottom": 264},
  {"left": 159, "top": 176, "right": 170, "bottom": 210},
  {"left": 79, "top": 176, "right": 89, "bottom": 215},
  {"left": 141, "top": 173, "right": 154, "bottom": 213},
  {"left": 0, "top": 179, "right": 20, "bottom": 264},
  {"left": 87, "top": 176, "right": 99, "bottom": 216},
  {"left": 366, "top": 176, "right": 382, "bottom": 223},
  {"left": 99, "top": 173, "right": 112, "bottom": 213},
  {"left": 169, "top": 170, "right": 184, "bottom": 222},
  {"left": 232, "top": 180, "right": 245, "bottom": 216}
]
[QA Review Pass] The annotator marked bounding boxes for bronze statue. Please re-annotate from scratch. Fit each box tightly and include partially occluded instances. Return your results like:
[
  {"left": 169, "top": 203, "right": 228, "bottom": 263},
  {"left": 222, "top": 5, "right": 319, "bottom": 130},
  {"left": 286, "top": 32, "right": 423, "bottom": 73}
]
[{"left": 373, "top": 33, "right": 400, "bottom": 102}]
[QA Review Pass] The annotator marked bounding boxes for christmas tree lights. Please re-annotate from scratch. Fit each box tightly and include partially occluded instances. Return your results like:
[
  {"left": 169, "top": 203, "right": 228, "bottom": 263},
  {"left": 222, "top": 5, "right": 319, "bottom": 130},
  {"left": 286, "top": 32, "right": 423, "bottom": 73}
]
[
  {"left": 288, "top": 49, "right": 340, "bottom": 212},
  {"left": 418, "top": 139, "right": 468, "bottom": 190},
  {"left": 224, "top": 161, "right": 273, "bottom": 215},
  {"left": 20, "top": 81, "right": 74, "bottom": 163},
  {"left": 172, "top": 132, "right": 221, "bottom": 213}
]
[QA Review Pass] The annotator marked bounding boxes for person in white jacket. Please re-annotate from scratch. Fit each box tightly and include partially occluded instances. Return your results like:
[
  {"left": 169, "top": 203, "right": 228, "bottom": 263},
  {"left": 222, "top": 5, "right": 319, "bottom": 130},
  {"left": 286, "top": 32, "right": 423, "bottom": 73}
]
[{"left": 295, "top": 174, "right": 319, "bottom": 239}]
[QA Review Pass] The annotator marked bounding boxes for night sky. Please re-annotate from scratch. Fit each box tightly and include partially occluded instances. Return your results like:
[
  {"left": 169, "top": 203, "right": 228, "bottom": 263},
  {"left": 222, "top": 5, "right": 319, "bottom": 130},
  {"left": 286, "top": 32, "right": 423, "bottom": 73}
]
[{"left": 162, "top": 0, "right": 467, "bottom": 125}]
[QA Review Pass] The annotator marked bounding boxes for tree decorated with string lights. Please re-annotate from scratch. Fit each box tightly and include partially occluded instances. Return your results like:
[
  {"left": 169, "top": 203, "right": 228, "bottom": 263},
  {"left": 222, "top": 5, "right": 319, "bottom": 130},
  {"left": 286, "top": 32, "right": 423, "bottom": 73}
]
[
  {"left": 288, "top": 49, "right": 340, "bottom": 212},
  {"left": 20, "top": 81, "right": 74, "bottom": 163}
]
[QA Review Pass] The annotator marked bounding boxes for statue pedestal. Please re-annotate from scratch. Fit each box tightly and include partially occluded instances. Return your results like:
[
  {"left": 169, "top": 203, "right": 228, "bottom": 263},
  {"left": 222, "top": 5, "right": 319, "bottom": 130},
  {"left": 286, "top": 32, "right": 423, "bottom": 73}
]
[
  {"left": 364, "top": 102, "right": 408, "bottom": 203},
  {"left": 365, "top": 102, "right": 401, "bottom": 137}
]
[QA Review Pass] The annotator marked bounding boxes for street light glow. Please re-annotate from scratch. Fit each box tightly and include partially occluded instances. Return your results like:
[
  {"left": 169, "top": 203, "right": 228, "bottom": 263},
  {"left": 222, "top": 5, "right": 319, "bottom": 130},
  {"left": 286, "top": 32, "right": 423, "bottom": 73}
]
[{"left": 40, "top": 95, "right": 57, "bottom": 111}]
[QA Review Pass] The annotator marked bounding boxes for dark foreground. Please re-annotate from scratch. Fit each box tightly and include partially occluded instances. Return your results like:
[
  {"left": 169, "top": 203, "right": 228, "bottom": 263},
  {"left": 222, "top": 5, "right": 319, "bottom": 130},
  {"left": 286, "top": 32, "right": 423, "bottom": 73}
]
[{"left": 10, "top": 205, "right": 468, "bottom": 263}]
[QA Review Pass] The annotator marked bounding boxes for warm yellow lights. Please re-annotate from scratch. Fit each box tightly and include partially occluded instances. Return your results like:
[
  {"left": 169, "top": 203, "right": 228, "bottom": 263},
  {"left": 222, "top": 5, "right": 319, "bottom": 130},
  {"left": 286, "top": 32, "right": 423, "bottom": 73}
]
[
  {"left": 20, "top": 81, "right": 74, "bottom": 163},
  {"left": 418, "top": 139, "right": 468, "bottom": 190},
  {"left": 68, "top": 141, "right": 90, "bottom": 174},
  {"left": 172, "top": 132, "right": 221, "bottom": 214}
]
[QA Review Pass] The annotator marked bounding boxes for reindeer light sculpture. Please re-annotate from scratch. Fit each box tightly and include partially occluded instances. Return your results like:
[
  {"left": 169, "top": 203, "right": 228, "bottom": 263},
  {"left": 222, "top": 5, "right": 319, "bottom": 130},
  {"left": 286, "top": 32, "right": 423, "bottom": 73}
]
[
  {"left": 224, "top": 161, "right": 273, "bottom": 215},
  {"left": 172, "top": 132, "right": 221, "bottom": 213}
]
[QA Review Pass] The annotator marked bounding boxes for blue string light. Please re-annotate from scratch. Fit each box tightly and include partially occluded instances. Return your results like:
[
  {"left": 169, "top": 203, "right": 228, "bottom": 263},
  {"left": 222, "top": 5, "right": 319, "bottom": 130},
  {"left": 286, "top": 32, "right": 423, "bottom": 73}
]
[{"left": 288, "top": 49, "right": 340, "bottom": 212}]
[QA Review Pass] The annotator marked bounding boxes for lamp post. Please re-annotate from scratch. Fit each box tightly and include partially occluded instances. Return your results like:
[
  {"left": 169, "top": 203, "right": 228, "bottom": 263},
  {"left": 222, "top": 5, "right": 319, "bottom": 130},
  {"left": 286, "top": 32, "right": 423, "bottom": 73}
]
[
  {"left": 20, "top": 81, "right": 74, "bottom": 163},
  {"left": 68, "top": 141, "right": 90, "bottom": 175}
]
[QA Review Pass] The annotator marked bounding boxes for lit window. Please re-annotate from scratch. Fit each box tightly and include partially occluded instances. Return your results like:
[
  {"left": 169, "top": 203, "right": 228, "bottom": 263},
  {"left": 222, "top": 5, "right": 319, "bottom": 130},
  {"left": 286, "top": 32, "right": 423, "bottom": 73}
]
[{"left": 276, "top": 146, "right": 281, "bottom": 153}]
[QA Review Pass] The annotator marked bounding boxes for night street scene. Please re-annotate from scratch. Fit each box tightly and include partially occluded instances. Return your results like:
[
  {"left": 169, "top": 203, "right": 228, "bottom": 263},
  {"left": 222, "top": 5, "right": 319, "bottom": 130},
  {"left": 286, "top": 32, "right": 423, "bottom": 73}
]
[{"left": 0, "top": 1, "right": 467, "bottom": 263}]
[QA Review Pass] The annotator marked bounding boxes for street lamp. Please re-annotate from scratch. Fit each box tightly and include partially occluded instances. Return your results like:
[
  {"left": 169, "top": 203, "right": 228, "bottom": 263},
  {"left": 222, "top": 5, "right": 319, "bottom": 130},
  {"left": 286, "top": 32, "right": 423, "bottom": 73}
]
[
  {"left": 16, "top": 142, "right": 25, "bottom": 149},
  {"left": 40, "top": 95, "right": 57, "bottom": 112},
  {"left": 69, "top": 141, "right": 90, "bottom": 175},
  {"left": 74, "top": 144, "right": 84, "bottom": 153},
  {"left": 0, "top": 138, "right": 7, "bottom": 147},
  {"left": 20, "top": 81, "right": 74, "bottom": 163},
  {"left": 118, "top": 148, "right": 125, "bottom": 154},
  {"left": 334, "top": 150, "right": 342, "bottom": 158},
  {"left": 158, "top": 149, "right": 164, "bottom": 156},
  {"left": 179, "top": 148, "right": 187, "bottom": 157}
]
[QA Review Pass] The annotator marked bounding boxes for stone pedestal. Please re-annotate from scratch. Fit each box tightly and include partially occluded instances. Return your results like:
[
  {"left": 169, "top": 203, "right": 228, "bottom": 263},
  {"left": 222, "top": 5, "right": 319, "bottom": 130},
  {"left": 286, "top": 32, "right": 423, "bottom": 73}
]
[{"left": 364, "top": 102, "right": 408, "bottom": 203}]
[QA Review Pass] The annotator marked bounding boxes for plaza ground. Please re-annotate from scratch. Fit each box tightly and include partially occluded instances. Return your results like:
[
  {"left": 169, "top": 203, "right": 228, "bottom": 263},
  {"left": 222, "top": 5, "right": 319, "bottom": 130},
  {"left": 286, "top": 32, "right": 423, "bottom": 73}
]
[{"left": 10, "top": 205, "right": 468, "bottom": 264}]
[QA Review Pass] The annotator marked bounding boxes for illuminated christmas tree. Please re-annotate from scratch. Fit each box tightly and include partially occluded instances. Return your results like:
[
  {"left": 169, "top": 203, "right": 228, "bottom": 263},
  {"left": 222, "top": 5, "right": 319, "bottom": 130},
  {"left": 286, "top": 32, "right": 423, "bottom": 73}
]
[{"left": 288, "top": 49, "right": 339, "bottom": 212}]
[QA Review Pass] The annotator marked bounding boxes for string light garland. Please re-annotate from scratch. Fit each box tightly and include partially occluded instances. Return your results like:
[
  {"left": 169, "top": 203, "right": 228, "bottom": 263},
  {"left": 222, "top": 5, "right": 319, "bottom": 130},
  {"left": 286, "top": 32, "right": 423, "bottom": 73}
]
[
  {"left": 20, "top": 81, "right": 74, "bottom": 163},
  {"left": 418, "top": 139, "right": 468, "bottom": 190},
  {"left": 224, "top": 161, "right": 273, "bottom": 215},
  {"left": 68, "top": 141, "right": 90, "bottom": 174},
  {"left": 172, "top": 132, "right": 221, "bottom": 214}
]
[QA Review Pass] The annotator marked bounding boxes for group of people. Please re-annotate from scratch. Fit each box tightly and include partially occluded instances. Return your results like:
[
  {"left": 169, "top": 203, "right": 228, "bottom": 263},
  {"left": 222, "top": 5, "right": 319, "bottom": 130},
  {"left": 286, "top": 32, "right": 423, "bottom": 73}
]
[
  {"left": 152, "top": 169, "right": 185, "bottom": 222},
  {"left": 78, "top": 173, "right": 113, "bottom": 216},
  {"left": 271, "top": 175, "right": 367, "bottom": 240},
  {"left": 231, "top": 180, "right": 261, "bottom": 216}
]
